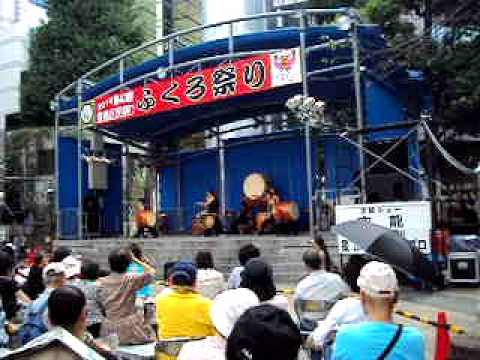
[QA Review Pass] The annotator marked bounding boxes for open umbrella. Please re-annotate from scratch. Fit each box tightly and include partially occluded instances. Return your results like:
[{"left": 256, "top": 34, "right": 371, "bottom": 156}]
[{"left": 334, "top": 220, "right": 437, "bottom": 284}]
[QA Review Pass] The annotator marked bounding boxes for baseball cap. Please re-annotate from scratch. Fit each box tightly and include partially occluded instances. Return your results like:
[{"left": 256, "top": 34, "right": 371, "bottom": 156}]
[
  {"left": 357, "top": 261, "right": 399, "bottom": 298},
  {"left": 240, "top": 258, "right": 276, "bottom": 302},
  {"left": 169, "top": 260, "right": 197, "bottom": 285},
  {"left": 226, "top": 304, "right": 302, "bottom": 360},
  {"left": 210, "top": 288, "right": 259, "bottom": 338},
  {"left": 62, "top": 255, "right": 82, "bottom": 279},
  {"left": 43, "top": 262, "right": 66, "bottom": 282}
]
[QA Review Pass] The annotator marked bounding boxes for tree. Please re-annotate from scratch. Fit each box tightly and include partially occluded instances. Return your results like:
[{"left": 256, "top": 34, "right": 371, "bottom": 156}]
[
  {"left": 19, "top": 0, "right": 150, "bottom": 128},
  {"left": 362, "top": 0, "right": 480, "bottom": 134}
]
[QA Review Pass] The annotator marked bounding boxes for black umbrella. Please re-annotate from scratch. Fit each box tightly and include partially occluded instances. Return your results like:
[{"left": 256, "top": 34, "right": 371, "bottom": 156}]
[{"left": 334, "top": 220, "right": 437, "bottom": 284}]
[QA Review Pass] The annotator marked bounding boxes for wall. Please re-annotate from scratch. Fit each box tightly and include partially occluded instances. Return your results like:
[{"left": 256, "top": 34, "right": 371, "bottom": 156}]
[{"left": 160, "top": 131, "right": 313, "bottom": 231}]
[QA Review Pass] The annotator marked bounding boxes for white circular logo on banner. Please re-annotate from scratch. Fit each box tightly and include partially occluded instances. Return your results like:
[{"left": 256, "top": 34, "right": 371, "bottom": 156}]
[{"left": 80, "top": 103, "right": 95, "bottom": 125}]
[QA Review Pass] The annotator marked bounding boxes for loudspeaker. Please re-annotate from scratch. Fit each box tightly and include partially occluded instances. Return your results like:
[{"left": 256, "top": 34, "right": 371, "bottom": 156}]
[{"left": 447, "top": 252, "right": 480, "bottom": 284}]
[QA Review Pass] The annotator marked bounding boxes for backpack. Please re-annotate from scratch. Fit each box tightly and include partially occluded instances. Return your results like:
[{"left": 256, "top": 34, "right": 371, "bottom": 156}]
[{"left": 18, "top": 293, "right": 49, "bottom": 345}]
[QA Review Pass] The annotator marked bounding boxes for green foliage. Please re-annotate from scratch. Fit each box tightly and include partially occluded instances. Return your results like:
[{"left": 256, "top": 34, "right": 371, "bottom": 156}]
[{"left": 19, "top": 0, "right": 149, "bottom": 128}]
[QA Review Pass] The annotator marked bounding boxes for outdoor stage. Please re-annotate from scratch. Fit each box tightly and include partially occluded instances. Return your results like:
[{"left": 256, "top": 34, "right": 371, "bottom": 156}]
[{"left": 56, "top": 232, "right": 339, "bottom": 285}]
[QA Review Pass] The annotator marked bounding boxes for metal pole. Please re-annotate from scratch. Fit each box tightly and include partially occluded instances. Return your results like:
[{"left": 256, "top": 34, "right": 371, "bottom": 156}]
[
  {"left": 76, "top": 81, "right": 83, "bottom": 240},
  {"left": 122, "top": 145, "right": 130, "bottom": 237},
  {"left": 352, "top": 21, "right": 367, "bottom": 203},
  {"left": 54, "top": 96, "right": 60, "bottom": 240},
  {"left": 219, "top": 137, "right": 226, "bottom": 218},
  {"left": 299, "top": 13, "right": 315, "bottom": 238}
]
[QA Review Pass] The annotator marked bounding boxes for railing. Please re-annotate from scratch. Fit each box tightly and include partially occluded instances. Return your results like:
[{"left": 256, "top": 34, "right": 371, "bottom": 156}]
[{"left": 55, "top": 8, "right": 353, "bottom": 103}]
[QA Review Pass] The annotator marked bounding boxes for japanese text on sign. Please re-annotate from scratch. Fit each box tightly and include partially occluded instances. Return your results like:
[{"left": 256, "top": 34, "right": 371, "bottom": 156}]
[
  {"left": 336, "top": 201, "right": 432, "bottom": 255},
  {"left": 95, "top": 48, "right": 301, "bottom": 126}
]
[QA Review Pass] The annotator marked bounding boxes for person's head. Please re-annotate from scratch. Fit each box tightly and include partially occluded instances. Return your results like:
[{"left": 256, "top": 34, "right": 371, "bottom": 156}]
[
  {"left": 343, "top": 255, "right": 369, "bottom": 293},
  {"left": 48, "top": 286, "right": 87, "bottom": 336},
  {"left": 2, "top": 242, "right": 14, "bottom": 257},
  {"left": 0, "top": 251, "right": 13, "bottom": 276},
  {"left": 357, "top": 261, "right": 399, "bottom": 316},
  {"left": 207, "top": 190, "right": 217, "bottom": 198},
  {"left": 129, "top": 243, "right": 143, "bottom": 260},
  {"left": 302, "top": 249, "right": 322, "bottom": 271},
  {"left": 80, "top": 261, "right": 100, "bottom": 281},
  {"left": 240, "top": 258, "right": 276, "bottom": 302},
  {"left": 169, "top": 260, "right": 197, "bottom": 287},
  {"left": 195, "top": 251, "right": 214, "bottom": 270},
  {"left": 108, "top": 248, "right": 132, "bottom": 274},
  {"left": 51, "top": 246, "right": 72, "bottom": 263},
  {"left": 32, "top": 252, "right": 45, "bottom": 267},
  {"left": 43, "top": 262, "right": 67, "bottom": 288},
  {"left": 62, "top": 255, "right": 82, "bottom": 279},
  {"left": 210, "top": 288, "right": 259, "bottom": 338},
  {"left": 238, "top": 244, "right": 260, "bottom": 266},
  {"left": 226, "top": 304, "right": 302, "bottom": 360}
]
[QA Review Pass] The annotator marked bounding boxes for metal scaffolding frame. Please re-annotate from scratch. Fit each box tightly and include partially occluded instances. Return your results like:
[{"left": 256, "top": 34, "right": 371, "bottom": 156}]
[{"left": 54, "top": 7, "right": 367, "bottom": 240}]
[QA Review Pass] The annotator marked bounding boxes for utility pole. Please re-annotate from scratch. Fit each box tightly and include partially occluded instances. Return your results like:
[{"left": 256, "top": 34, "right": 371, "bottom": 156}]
[{"left": 352, "top": 20, "right": 367, "bottom": 203}]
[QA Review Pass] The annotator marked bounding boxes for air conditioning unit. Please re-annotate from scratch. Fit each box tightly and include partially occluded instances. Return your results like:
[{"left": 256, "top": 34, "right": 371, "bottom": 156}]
[{"left": 447, "top": 252, "right": 480, "bottom": 284}]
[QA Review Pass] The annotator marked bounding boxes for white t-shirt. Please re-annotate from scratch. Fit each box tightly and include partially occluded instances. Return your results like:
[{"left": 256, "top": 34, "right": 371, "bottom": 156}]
[
  {"left": 266, "top": 294, "right": 290, "bottom": 312},
  {"left": 178, "top": 336, "right": 226, "bottom": 360},
  {"left": 311, "top": 297, "right": 367, "bottom": 347},
  {"left": 295, "top": 271, "right": 350, "bottom": 302},
  {"left": 196, "top": 269, "right": 225, "bottom": 299},
  {"left": 226, "top": 266, "right": 244, "bottom": 289}
]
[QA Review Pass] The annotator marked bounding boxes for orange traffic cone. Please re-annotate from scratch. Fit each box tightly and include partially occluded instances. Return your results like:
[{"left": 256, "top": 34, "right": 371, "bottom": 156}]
[{"left": 435, "top": 311, "right": 451, "bottom": 360}]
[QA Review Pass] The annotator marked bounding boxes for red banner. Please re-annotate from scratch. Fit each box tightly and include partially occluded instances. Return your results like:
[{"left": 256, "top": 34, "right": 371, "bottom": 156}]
[{"left": 95, "top": 49, "right": 301, "bottom": 126}]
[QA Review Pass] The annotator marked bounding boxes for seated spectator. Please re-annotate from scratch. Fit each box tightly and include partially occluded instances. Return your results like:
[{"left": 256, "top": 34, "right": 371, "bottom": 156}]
[
  {"left": 127, "top": 243, "right": 156, "bottom": 299},
  {"left": 295, "top": 249, "right": 350, "bottom": 321},
  {"left": 307, "top": 256, "right": 368, "bottom": 350},
  {"left": 307, "top": 297, "right": 368, "bottom": 351},
  {"left": 178, "top": 288, "right": 259, "bottom": 360},
  {"left": 3, "top": 286, "right": 111, "bottom": 360},
  {"left": 22, "top": 252, "right": 46, "bottom": 300},
  {"left": 226, "top": 244, "right": 260, "bottom": 289},
  {"left": 240, "top": 258, "right": 289, "bottom": 311},
  {"left": 62, "top": 254, "right": 82, "bottom": 283},
  {"left": 334, "top": 261, "right": 425, "bottom": 360},
  {"left": 226, "top": 304, "right": 302, "bottom": 360},
  {"left": 156, "top": 261, "right": 215, "bottom": 359},
  {"left": 51, "top": 246, "right": 72, "bottom": 263},
  {"left": 97, "top": 248, "right": 155, "bottom": 345},
  {"left": 75, "top": 261, "right": 104, "bottom": 338},
  {"left": 195, "top": 251, "right": 225, "bottom": 299},
  {"left": 19, "top": 262, "right": 66, "bottom": 344},
  {"left": 0, "top": 251, "right": 32, "bottom": 347}
]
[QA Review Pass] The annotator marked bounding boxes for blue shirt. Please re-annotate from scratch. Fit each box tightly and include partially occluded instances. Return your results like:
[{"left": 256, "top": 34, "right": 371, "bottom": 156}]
[
  {"left": 334, "top": 321, "right": 425, "bottom": 360},
  {"left": 127, "top": 262, "right": 155, "bottom": 298}
]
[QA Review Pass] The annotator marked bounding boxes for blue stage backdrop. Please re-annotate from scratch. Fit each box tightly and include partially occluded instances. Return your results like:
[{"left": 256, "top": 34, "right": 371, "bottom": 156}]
[
  {"left": 160, "top": 130, "right": 315, "bottom": 231},
  {"left": 58, "top": 137, "right": 123, "bottom": 239}
]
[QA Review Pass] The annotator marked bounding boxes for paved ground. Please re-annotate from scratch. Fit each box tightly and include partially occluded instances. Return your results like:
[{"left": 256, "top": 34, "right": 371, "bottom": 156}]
[
  {"left": 396, "top": 286, "right": 480, "bottom": 359},
  {"left": 282, "top": 284, "right": 480, "bottom": 359}
]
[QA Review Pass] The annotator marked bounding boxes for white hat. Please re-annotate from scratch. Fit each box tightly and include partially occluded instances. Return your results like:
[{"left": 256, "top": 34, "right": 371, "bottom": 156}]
[
  {"left": 357, "top": 261, "right": 399, "bottom": 298},
  {"left": 62, "top": 255, "right": 82, "bottom": 279},
  {"left": 43, "top": 262, "right": 66, "bottom": 282},
  {"left": 210, "top": 288, "right": 259, "bottom": 338}
]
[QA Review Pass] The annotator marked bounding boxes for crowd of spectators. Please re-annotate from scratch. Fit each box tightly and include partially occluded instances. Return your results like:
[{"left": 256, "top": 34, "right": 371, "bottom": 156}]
[{"left": 0, "top": 240, "right": 427, "bottom": 360}]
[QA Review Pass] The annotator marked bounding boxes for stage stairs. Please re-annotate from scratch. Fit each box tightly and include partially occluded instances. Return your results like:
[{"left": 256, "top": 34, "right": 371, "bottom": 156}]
[{"left": 57, "top": 232, "right": 340, "bottom": 286}]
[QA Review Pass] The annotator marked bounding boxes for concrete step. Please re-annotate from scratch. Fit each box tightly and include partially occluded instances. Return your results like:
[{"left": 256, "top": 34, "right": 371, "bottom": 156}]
[{"left": 57, "top": 233, "right": 339, "bottom": 285}]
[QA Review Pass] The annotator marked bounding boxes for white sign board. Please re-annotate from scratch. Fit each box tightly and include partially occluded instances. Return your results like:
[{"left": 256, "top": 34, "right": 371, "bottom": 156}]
[{"left": 335, "top": 201, "right": 432, "bottom": 255}]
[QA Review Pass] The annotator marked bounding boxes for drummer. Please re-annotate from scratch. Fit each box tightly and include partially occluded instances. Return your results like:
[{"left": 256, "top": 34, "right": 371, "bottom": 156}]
[
  {"left": 258, "top": 188, "right": 280, "bottom": 234},
  {"left": 202, "top": 191, "right": 222, "bottom": 235},
  {"left": 203, "top": 191, "right": 219, "bottom": 215}
]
